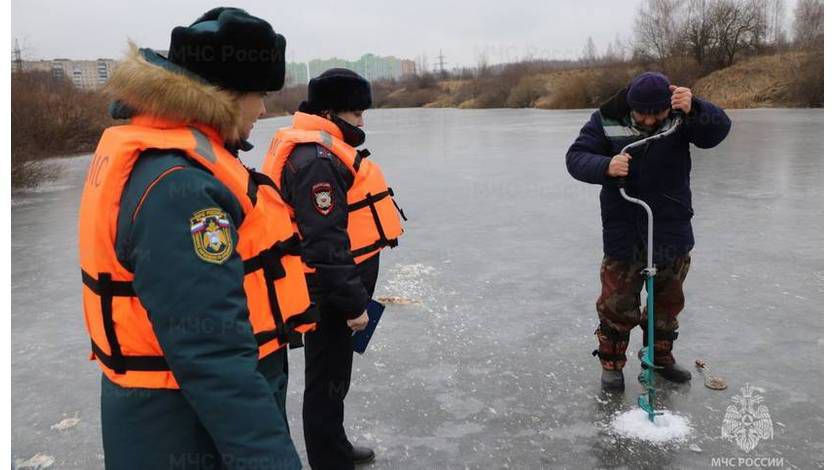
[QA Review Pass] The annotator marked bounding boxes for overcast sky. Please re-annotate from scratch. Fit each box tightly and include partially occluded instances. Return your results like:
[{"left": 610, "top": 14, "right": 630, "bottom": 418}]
[
  {"left": 11, "top": 0, "right": 655, "bottom": 68},
  {"left": 13, "top": 0, "right": 799, "bottom": 68}
]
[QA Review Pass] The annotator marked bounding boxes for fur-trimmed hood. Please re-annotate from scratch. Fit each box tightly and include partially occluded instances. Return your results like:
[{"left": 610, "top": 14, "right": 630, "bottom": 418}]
[{"left": 104, "top": 43, "right": 243, "bottom": 144}]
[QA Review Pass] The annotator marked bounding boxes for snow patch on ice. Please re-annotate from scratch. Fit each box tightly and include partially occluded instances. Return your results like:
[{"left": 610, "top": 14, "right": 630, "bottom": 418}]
[
  {"left": 379, "top": 263, "right": 437, "bottom": 304},
  {"left": 15, "top": 453, "right": 55, "bottom": 469},
  {"left": 609, "top": 407, "right": 691, "bottom": 443},
  {"left": 50, "top": 416, "right": 80, "bottom": 431}
]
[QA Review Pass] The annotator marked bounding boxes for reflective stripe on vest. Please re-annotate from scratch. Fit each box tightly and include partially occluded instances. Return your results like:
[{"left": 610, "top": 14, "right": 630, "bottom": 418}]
[
  {"left": 262, "top": 112, "right": 405, "bottom": 264},
  {"left": 78, "top": 115, "right": 318, "bottom": 389}
]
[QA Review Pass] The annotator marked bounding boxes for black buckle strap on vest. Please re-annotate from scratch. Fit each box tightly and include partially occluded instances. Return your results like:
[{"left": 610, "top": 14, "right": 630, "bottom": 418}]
[
  {"left": 90, "top": 340, "right": 169, "bottom": 372},
  {"left": 254, "top": 326, "right": 303, "bottom": 349},
  {"left": 242, "top": 235, "right": 302, "bottom": 277},
  {"left": 246, "top": 168, "right": 282, "bottom": 205},
  {"left": 254, "top": 327, "right": 303, "bottom": 349},
  {"left": 347, "top": 187, "right": 408, "bottom": 221},
  {"left": 284, "top": 303, "right": 320, "bottom": 331},
  {"left": 346, "top": 189, "right": 390, "bottom": 212},
  {"left": 366, "top": 191, "right": 387, "bottom": 244},
  {"left": 592, "top": 350, "right": 627, "bottom": 362},
  {"left": 596, "top": 322, "right": 630, "bottom": 342},
  {"left": 254, "top": 329, "right": 278, "bottom": 347},
  {"left": 286, "top": 330, "right": 304, "bottom": 349},
  {"left": 390, "top": 188, "right": 408, "bottom": 221},
  {"left": 243, "top": 235, "right": 306, "bottom": 349},
  {"left": 349, "top": 192, "right": 399, "bottom": 258},
  {"left": 262, "top": 262, "right": 287, "bottom": 347},
  {"left": 353, "top": 149, "right": 371, "bottom": 172},
  {"left": 82, "top": 270, "right": 137, "bottom": 374},
  {"left": 81, "top": 270, "right": 136, "bottom": 297}
]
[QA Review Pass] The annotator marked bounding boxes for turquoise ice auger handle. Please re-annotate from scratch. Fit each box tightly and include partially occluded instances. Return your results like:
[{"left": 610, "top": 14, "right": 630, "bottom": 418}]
[
  {"left": 638, "top": 274, "right": 663, "bottom": 422},
  {"left": 618, "top": 112, "right": 684, "bottom": 422},
  {"left": 619, "top": 189, "right": 662, "bottom": 422}
]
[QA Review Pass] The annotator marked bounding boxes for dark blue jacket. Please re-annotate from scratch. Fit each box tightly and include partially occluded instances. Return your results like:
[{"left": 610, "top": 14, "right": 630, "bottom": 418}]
[
  {"left": 566, "top": 88, "right": 731, "bottom": 262},
  {"left": 280, "top": 143, "right": 373, "bottom": 320}
]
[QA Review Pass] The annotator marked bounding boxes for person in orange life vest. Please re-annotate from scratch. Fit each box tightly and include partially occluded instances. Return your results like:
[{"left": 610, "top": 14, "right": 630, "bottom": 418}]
[
  {"left": 262, "top": 68, "right": 404, "bottom": 468},
  {"left": 78, "top": 8, "right": 317, "bottom": 469}
]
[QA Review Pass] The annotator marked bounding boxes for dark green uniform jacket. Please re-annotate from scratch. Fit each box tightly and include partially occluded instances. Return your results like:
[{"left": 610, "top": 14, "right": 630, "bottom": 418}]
[{"left": 97, "top": 47, "right": 301, "bottom": 469}]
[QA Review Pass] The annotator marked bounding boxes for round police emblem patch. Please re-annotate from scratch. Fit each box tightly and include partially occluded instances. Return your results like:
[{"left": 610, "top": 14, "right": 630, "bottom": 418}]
[{"left": 312, "top": 182, "right": 334, "bottom": 215}]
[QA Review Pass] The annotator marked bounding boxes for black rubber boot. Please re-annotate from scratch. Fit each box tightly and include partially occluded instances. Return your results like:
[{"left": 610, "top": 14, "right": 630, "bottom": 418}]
[
  {"left": 658, "top": 362, "right": 692, "bottom": 383},
  {"left": 351, "top": 445, "right": 375, "bottom": 465},
  {"left": 601, "top": 369, "right": 625, "bottom": 392}
]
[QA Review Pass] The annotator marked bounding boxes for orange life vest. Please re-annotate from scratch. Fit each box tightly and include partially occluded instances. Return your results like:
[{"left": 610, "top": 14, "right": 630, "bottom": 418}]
[
  {"left": 78, "top": 115, "right": 317, "bottom": 390},
  {"left": 262, "top": 112, "right": 406, "bottom": 264}
]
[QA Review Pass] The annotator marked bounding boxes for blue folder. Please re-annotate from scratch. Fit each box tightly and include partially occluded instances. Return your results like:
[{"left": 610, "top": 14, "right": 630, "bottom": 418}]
[{"left": 352, "top": 299, "right": 385, "bottom": 354}]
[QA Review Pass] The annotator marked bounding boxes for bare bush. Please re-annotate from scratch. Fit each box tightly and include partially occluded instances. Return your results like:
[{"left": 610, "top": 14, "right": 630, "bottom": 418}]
[
  {"left": 264, "top": 84, "right": 307, "bottom": 116},
  {"left": 11, "top": 71, "right": 112, "bottom": 188},
  {"left": 789, "top": 51, "right": 823, "bottom": 106},
  {"left": 506, "top": 76, "right": 548, "bottom": 108},
  {"left": 543, "top": 74, "right": 592, "bottom": 109}
]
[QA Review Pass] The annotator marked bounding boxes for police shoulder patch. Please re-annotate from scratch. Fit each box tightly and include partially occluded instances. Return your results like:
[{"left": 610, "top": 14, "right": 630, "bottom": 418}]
[
  {"left": 190, "top": 208, "right": 233, "bottom": 264},
  {"left": 312, "top": 182, "right": 334, "bottom": 216}
]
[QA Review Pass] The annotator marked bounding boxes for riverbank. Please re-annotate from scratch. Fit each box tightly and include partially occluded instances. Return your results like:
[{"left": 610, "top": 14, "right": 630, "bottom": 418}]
[
  {"left": 11, "top": 50, "right": 823, "bottom": 189},
  {"left": 365, "top": 51, "right": 823, "bottom": 111}
]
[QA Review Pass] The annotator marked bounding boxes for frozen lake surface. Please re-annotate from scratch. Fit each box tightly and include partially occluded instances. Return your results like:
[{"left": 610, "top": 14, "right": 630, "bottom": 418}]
[{"left": 12, "top": 108, "right": 823, "bottom": 468}]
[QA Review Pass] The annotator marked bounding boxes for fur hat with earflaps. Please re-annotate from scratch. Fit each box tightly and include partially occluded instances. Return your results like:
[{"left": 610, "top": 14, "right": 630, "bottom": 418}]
[
  {"left": 299, "top": 68, "right": 372, "bottom": 114},
  {"left": 104, "top": 7, "right": 286, "bottom": 144},
  {"left": 168, "top": 7, "right": 286, "bottom": 92}
]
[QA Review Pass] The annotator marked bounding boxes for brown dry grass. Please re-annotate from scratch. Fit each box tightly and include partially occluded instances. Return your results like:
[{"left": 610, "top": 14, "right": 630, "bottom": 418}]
[{"left": 693, "top": 51, "right": 823, "bottom": 108}]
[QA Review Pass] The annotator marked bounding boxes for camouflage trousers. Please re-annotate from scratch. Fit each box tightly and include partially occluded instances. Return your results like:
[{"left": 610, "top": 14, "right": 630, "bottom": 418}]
[{"left": 594, "top": 253, "right": 691, "bottom": 370}]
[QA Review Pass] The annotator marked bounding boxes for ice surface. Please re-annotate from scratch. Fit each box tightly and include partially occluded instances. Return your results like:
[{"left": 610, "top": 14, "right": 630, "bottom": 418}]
[{"left": 12, "top": 109, "right": 823, "bottom": 468}]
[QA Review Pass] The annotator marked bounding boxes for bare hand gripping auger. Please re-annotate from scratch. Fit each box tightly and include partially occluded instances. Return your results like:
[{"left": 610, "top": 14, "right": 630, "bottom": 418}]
[{"left": 617, "top": 112, "right": 684, "bottom": 422}]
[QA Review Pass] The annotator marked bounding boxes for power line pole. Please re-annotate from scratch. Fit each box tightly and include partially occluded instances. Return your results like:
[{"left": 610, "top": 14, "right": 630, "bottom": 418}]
[
  {"left": 13, "top": 38, "right": 23, "bottom": 73},
  {"left": 434, "top": 49, "right": 446, "bottom": 77}
]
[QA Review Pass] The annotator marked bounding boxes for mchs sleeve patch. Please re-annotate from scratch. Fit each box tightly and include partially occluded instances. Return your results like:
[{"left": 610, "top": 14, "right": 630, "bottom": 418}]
[{"left": 190, "top": 208, "right": 233, "bottom": 264}]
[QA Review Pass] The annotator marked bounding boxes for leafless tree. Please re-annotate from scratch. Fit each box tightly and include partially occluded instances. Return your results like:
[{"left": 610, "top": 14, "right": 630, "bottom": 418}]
[
  {"left": 766, "top": 0, "right": 787, "bottom": 46},
  {"left": 582, "top": 37, "right": 598, "bottom": 65},
  {"left": 792, "top": 0, "right": 824, "bottom": 49},
  {"left": 681, "top": 0, "right": 716, "bottom": 67},
  {"left": 603, "top": 34, "right": 629, "bottom": 63},
  {"left": 707, "top": 0, "right": 767, "bottom": 67},
  {"left": 633, "top": 0, "right": 685, "bottom": 59},
  {"left": 475, "top": 50, "right": 491, "bottom": 78},
  {"left": 636, "top": 0, "right": 779, "bottom": 68}
]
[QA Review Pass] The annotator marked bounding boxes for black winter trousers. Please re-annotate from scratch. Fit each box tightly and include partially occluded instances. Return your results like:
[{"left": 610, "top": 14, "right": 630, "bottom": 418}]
[{"left": 303, "top": 255, "right": 379, "bottom": 470}]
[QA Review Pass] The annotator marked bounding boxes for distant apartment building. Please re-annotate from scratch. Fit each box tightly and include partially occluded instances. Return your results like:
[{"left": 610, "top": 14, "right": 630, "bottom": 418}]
[
  {"left": 307, "top": 54, "right": 417, "bottom": 83},
  {"left": 15, "top": 53, "right": 416, "bottom": 90},
  {"left": 16, "top": 58, "right": 116, "bottom": 89},
  {"left": 401, "top": 59, "right": 417, "bottom": 76}
]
